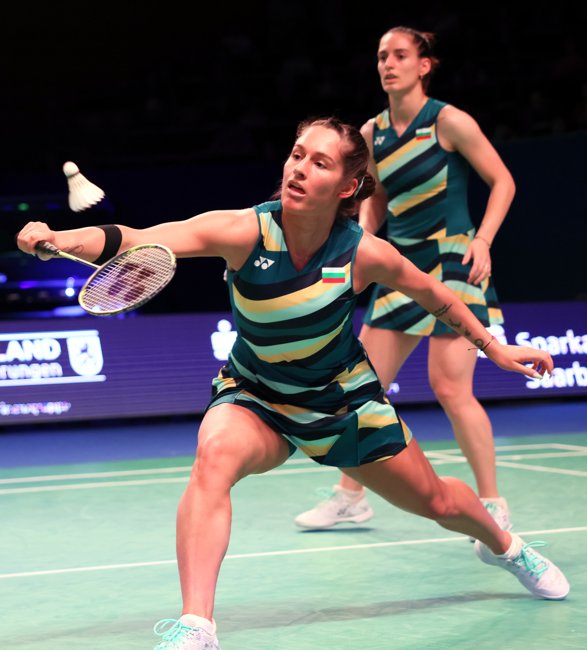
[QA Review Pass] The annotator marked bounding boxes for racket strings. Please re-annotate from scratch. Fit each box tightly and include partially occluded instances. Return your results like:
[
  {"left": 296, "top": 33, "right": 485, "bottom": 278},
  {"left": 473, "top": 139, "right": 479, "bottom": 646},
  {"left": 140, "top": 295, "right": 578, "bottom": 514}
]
[{"left": 80, "top": 246, "right": 176, "bottom": 314}]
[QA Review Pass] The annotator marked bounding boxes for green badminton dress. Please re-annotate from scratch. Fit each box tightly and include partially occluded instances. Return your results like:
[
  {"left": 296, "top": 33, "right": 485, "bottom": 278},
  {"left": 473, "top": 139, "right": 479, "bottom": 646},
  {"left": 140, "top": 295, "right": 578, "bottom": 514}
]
[
  {"left": 207, "top": 200, "right": 412, "bottom": 467},
  {"left": 363, "top": 98, "right": 504, "bottom": 335}
]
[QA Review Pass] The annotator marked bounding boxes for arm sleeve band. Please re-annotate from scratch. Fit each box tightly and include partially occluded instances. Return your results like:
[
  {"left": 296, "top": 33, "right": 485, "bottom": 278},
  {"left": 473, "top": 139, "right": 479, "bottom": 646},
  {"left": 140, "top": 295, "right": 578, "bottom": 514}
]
[{"left": 94, "top": 224, "right": 123, "bottom": 265}]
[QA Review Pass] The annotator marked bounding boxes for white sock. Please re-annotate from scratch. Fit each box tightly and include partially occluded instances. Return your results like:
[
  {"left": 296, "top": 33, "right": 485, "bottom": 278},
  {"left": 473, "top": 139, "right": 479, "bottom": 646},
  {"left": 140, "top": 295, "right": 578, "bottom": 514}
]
[
  {"left": 480, "top": 496, "right": 508, "bottom": 509},
  {"left": 179, "top": 614, "right": 216, "bottom": 635},
  {"left": 496, "top": 533, "right": 523, "bottom": 559},
  {"left": 334, "top": 484, "right": 364, "bottom": 500}
]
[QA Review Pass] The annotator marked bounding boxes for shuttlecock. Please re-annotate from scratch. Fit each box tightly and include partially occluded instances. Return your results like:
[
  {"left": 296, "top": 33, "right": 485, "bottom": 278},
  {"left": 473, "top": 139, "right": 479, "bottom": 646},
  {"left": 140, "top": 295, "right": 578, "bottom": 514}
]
[{"left": 63, "top": 161, "right": 105, "bottom": 212}]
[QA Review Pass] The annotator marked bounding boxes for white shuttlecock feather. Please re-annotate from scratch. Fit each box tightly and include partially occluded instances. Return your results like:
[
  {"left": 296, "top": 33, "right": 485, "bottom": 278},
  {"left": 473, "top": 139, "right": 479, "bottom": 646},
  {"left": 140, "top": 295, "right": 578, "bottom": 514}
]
[{"left": 63, "top": 161, "right": 105, "bottom": 212}]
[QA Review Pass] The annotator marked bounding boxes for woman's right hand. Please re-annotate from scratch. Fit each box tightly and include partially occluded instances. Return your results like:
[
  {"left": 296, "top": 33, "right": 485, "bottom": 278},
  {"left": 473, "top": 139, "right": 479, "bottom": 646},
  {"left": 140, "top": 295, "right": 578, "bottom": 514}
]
[{"left": 16, "top": 221, "right": 56, "bottom": 260}]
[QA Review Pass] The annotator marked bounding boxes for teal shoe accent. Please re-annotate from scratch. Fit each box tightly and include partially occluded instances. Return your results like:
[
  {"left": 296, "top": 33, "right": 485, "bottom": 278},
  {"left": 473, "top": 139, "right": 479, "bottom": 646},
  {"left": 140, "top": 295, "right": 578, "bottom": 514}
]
[{"left": 153, "top": 619, "right": 191, "bottom": 649}]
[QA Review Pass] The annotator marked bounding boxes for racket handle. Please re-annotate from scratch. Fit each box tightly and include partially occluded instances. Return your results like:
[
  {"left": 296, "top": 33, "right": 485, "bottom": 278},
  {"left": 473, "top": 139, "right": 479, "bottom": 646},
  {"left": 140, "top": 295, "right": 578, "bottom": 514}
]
[
  {"left": 34, "top": 240, "right": 99, "bottom": 269},
  {"left": 35, "top": 240, "right": 62, "bottom": 257}
]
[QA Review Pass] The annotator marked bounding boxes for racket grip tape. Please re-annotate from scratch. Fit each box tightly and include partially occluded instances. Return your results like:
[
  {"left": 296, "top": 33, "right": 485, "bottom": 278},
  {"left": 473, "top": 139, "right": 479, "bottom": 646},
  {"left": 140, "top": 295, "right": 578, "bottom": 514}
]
[{"left": 35, "top": 241, "right": 61, "bottom": 256}]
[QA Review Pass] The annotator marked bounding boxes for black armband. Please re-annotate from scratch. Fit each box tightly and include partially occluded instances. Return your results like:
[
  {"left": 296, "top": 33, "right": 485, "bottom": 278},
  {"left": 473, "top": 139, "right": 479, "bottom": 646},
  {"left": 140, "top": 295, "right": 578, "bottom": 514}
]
[{"left": 94, "top": 224, "right": 122, "bottom": 265}]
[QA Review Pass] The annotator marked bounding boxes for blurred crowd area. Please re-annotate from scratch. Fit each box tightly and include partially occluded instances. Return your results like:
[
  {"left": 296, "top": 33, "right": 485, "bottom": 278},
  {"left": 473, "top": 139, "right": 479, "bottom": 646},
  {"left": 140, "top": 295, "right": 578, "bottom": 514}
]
[{"left": 1, "top": 3, "right": 585, "bottom": 173}]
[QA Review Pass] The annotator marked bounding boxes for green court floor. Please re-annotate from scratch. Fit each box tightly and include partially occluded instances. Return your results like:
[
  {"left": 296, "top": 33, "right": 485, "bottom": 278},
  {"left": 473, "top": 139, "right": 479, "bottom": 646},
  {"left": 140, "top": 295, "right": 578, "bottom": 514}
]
[{"left": 1, "top": 433, "right": 586, "bottom": 649}]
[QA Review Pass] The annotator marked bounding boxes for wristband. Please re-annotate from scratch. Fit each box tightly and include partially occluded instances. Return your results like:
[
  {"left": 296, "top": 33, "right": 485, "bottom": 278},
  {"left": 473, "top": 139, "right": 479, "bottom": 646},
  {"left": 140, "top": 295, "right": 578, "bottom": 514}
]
[{"left": 94, "top": 225, "right": 122, "bottom": 265}]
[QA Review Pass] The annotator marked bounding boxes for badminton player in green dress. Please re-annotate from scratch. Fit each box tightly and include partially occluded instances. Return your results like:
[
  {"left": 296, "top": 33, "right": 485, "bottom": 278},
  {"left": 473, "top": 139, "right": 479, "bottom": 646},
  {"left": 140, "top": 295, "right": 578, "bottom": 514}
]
[
  {"left": 17, "top": 116, "right": 569, "bottom": 650},
  {"left": 296, "top": 26, "right": 516, "bottom": 534}
]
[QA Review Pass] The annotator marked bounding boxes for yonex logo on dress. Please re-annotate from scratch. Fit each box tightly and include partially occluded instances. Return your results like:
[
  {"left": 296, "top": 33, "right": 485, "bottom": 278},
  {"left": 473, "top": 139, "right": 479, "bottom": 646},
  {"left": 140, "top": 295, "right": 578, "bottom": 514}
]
[
  {"left": 374, "top": 136, "right": 385, "bottom": 145},
  {"left": 254, "top": 256, "right": 275, "bottom": 270}
]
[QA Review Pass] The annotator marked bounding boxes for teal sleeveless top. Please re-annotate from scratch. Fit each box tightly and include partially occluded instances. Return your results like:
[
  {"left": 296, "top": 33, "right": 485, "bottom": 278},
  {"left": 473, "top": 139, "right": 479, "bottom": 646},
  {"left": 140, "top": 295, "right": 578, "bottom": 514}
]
[
  {"left": 225, "top": 200, "right": 365, "bottom": 399},
  {"left": 373, "top": 98, "right": 473, "bottom": 240},
  {"left": 209, "top": 200, "right": 412, "bottom": 466}
]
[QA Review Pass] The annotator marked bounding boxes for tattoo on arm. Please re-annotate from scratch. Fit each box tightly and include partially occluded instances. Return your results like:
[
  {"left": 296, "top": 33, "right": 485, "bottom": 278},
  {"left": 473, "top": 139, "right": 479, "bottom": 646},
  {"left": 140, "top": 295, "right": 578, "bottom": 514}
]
[
  {"left": 464, "top": 328, "right": 471, "bottom": 337},
  {"left": 473, "top": 338, "right": 484, "bottom": 349},
  {"left": 448, "top": 317, "right": 462, "bottom": 329},
  {"left": 433, "top": 303, "right": 452, "bottom": 318}
]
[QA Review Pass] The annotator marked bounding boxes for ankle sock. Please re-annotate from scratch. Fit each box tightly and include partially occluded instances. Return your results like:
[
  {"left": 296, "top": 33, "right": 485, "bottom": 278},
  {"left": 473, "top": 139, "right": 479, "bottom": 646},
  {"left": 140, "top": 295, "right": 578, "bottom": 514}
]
[
  {"left": 480, "top": 496, "right": 508, "bottom": 509},
  {"left": 496, "top": 533, "right": 523, "bottom": 559},
  {"left": 334, "top": 484, "right": 364, "bottom": 500},
  {"left": 179, "top": 614, "right": 216, "bottom": 635}
]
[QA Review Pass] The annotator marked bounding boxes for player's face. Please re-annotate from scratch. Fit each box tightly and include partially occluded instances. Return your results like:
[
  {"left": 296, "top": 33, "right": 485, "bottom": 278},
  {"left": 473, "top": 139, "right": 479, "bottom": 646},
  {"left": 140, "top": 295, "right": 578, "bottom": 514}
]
[
  {"left": 377, "top": 32, "right": 430, "bottom": 94},
  {"left": 281, "top": 125, "right": 354, "bottom": 215}
]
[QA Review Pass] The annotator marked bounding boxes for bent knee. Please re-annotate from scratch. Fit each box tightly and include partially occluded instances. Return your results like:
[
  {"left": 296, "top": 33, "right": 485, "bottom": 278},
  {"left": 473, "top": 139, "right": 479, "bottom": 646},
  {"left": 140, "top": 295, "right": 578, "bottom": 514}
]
[{"left": 192, "top": 433, "right": 245, "bottom": 487}]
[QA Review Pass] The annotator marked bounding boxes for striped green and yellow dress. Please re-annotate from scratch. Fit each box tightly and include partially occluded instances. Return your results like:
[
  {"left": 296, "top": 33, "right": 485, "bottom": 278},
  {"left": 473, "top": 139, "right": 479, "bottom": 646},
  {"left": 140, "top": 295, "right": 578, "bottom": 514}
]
[
  {"left": 208, "top": 200, "right": 412, "bottom": 467},
  {"left": 363, "top": 97, "right": 504, "bottom": 336}
]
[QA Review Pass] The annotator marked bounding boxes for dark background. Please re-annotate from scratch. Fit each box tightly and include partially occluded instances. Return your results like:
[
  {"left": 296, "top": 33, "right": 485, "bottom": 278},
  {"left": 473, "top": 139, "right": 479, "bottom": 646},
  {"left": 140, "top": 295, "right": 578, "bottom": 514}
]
[{"left": 1, "top": 1, "right": 586, "bottom": 314}]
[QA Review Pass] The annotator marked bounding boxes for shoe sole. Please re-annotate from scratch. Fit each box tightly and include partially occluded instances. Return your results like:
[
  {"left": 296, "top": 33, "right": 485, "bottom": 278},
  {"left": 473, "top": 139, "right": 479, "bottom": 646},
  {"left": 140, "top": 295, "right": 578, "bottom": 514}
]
[{"left": 294, "top": 508, "right": 374, "bottom": 530}]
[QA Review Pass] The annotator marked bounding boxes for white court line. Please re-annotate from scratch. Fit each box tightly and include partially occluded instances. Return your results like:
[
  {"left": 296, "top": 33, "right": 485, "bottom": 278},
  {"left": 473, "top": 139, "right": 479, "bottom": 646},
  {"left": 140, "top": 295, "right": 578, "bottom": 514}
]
[
  {"left": 430, "top": 450, "right": 587, "bottom": 462},
  {"left": 0, "top": 477, "right": 195, "bottom": 495},
  {"left": 0, "top": 459, "right": 329, "bottom": 485},
  {"left": 1, "top": 525, "right": 585, "bottom": 581},
  {"left": 496, "top": 451, "right": 587, "bottom": 460},
  {"left": 436, "top": 443, "right": 587, "bottom": 454},
  {"left": 0, "top": 466, "right": 191, "bottom": 485},
  {"left": 495, "top": 461, "right": 587, "bottom": 477},
  {"left": 0, "top": 468, "right": 339, "bottom": 495},
  {"left": 1, "top": 448, "right": 587, "bottom": 494},
  {"left": 548, "top": 443, "right": 587, "bottom": 451},
  {"left": 2, "top": 443, "right": 585, "bottom": 486}
]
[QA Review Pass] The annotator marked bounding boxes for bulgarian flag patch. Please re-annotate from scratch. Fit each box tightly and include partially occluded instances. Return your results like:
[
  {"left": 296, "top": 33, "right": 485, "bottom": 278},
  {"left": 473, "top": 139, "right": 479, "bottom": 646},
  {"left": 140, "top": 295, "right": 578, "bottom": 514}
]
[
  {"left": 322, "top": 267, "right": 346, "bottom": 283},
  {"left": 415, "top": 127, "right": 432, "bottom": 140}
]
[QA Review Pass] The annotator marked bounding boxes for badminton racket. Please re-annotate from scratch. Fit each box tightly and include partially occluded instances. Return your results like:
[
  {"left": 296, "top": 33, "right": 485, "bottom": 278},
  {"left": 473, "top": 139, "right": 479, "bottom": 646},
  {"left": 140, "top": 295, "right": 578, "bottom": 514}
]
[{"left": 34, "top": 241, "right": 177, "bottom": 315}]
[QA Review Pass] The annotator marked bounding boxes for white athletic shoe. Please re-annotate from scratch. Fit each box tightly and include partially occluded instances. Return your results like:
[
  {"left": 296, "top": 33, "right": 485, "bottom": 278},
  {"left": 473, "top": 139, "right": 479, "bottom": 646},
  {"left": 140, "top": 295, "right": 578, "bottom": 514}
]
[
  {"left": 469, "top": 497, "right": 512, "bottom": 542},
  {"left": 294, "top": 484, "right": 374, "bottom": 530},
  {"left": 475, "top": 533, "right": 570, "bottom": 600},
  {"left": 154, "top": 615, "right": 221, "bottom": 649}
]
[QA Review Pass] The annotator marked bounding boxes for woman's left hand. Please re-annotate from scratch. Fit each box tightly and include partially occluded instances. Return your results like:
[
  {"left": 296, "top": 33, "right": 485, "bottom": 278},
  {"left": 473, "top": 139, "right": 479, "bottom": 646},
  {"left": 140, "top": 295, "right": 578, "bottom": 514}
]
[
  {"left": 486, "top": 342, "right": 553, "bottom": 380},
  {"left": 462, "top": 238, "right": 492, "bottom": 286}
]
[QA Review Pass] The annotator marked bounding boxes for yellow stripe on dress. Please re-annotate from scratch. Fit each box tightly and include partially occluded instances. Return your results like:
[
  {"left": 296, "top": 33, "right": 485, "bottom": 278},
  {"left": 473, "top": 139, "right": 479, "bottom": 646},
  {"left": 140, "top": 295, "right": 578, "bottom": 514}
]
[
  {"left": 375, "top": 112, "right": 390, "bottom": 130},
  {"left": 389, "top": 167, "right": 447, "bottom": 217},
  {"left": 247, "top": 315, "right": 349, "bottom": 363},
  {"left": 238, "top": 392, "right": 327, "bottom": 424},
  {"left": 437, "top": 232, "right": 471, "bottom": 255},
  {"left": 371, "top": 263, "right": 441, "bottom": 321},
  {"left": 377, "top": 130, "right": 437, "bottom": 180},
  {"left": 258, "top": 211, "right": 287, "bottom": 252},
  {"left": 211, "top": 374, "right": 238, "bottom": 392},
  {"left": 443, "top": 280, "right": 486, "bottom": 306},
  {"left": 356, "top": 400, "right": 399, "bottom": 429},
  {"left": 404, "top": 314, "right": 435, "bottom": 336},
  {"left": 488, "top": 307, "right": 504, "bottom": 323},
  {"left": 232, "top": 262, "right": 351, "bottom": 322},
  {"left": 372, "top": 290, "right": 412, "bottom": 320},
  {"left": 426, "top": 227, "right": 448, "bottom": 241},
  {"left": 286, "top": 435, "right": 341, "bottom": 458},
  {"left": 335, "top": 360, "right": 376, "bottom": 393}
]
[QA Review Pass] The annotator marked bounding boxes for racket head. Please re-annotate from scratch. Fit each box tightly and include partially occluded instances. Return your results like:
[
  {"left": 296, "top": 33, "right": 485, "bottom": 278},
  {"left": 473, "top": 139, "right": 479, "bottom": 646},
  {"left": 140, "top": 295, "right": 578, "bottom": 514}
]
[{"left": 78, "top": 243, "right": 177, "bottom": 315}]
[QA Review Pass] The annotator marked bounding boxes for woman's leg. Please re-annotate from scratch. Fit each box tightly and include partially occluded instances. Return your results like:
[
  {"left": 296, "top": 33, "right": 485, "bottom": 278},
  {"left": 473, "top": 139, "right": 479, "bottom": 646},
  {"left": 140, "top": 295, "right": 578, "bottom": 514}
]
[
  {"left": 345, "top": 439, "right": 570, "bottom": 600},
  {"left": 428, "top": 334, "right": 498, "bottom": 497},
  {"left": 339, "top": 325, "right": 421, "bottom": 492},
  {"left": 177, "top": 403, "right": 291, "bottom": 618},
  {"left": 345, "top": 438, "right": 508, "bottom": 550},
  {"left": 294, "top": 326, "right": 421, "bottom": 529}
]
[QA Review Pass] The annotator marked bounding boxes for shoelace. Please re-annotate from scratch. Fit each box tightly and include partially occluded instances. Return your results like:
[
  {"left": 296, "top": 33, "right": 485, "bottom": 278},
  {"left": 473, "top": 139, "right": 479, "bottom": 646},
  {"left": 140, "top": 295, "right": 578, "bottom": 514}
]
[
  {"left": 512, "top": 541, "right": 549, "bottom": 578},
  {"left": 153, "top": 619, "right": 193, "bottom": 648},
  {"left": 315, "top": 486, "right": 336, "bottom": 500}
]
